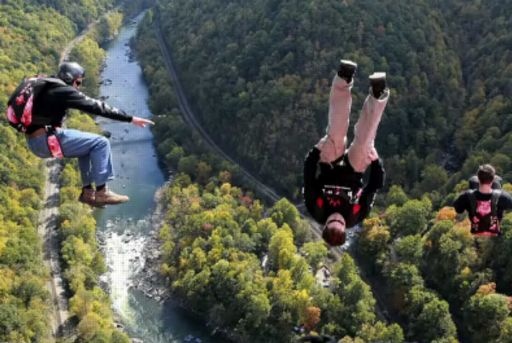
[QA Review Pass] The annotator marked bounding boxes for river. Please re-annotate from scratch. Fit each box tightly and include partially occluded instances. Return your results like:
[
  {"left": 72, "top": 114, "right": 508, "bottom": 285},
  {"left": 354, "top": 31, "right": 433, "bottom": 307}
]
[{"left": 94, "top": 13, "right": 221, "bottom": 343}]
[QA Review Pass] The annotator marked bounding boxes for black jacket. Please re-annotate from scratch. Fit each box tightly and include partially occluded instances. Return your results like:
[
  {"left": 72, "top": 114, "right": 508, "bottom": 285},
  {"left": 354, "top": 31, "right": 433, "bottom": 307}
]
[
  {"left": 303, "top": 147, "right": 385, "bottom": 228},
  {"left": 28, "top": 78, "right": 132, "bottom": 133}
]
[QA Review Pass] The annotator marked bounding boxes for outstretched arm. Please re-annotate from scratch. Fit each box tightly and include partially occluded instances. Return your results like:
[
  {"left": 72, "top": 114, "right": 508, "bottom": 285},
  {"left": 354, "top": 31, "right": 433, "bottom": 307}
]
[{"left": 57, "top": 86, "right": 133, "bottom": 122}]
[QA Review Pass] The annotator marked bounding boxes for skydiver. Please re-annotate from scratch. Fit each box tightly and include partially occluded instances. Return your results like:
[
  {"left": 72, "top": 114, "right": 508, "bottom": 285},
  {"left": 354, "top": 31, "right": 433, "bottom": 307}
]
[
  {"left": 9, "top": 62, "right": 154, "bottom": 207},
  {"left": 454, "top": 164, "right": 512, "bottom": 236},
  {"left": 303, "top": 59, "right": 389, "bottom": 246}
]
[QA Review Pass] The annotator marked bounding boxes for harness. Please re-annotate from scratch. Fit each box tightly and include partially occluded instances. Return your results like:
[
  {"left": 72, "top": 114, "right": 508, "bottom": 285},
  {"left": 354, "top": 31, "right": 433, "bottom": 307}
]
[
  {"left": 318, "top": 185, "right": 363, "bottom": 227},
  {"left": 320, "top": 153, "right": 363, "bottom": 206},
  {"left": 322, "top": 185, "right": 362, "bottom": 205},
  {"left": 468, "top": 190, "right": 501, "bottom": 236}
]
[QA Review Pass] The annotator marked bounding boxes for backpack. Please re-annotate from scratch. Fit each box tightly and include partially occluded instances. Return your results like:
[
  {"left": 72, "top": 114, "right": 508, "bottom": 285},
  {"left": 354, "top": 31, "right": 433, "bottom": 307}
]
[
  {"left": 6, "top": 76, "right": 65, "bottom": 132},
  {"left": 468, "top": 190, "right": 502, "bottom": 236}
]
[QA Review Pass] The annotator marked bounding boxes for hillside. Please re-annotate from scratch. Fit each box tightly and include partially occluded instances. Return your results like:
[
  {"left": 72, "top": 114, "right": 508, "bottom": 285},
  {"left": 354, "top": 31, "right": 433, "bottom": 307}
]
[
  {"left": 153, "top": 0, "right": 473, "bottom": 198},
  {"left": 0, "top": 0, "right": 122, "bottom": 341},
  {"left": 135, "top": 1, "right": 512, "bottom": 341}
]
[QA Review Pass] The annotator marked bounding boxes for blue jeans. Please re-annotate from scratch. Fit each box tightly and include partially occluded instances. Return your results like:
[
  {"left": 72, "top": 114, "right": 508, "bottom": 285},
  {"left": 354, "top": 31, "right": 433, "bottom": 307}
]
[{"left": 27, "top": 128, "right": 114, "bottom": 186}]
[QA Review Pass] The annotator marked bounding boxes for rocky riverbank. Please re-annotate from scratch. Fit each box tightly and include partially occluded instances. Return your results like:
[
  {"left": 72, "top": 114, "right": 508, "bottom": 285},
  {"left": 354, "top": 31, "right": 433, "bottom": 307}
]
[
  {"left": 131, "top": 229, "right": 169, "bottom": 304},
  {"left": 134, "top": 184, "right": 170, "bottom": 302},
  {"left": 98, "top": 184, "right": 171, "bottom": 304}
]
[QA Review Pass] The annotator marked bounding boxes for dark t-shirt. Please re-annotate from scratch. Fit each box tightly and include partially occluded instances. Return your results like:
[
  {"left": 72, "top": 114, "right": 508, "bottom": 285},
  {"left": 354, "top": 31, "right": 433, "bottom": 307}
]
[
  {"left": 303, "top": 147, "right": 385, "bottom": 227},
  {"left": 454, "top": 190, "right": 512, "bottom": 220}
]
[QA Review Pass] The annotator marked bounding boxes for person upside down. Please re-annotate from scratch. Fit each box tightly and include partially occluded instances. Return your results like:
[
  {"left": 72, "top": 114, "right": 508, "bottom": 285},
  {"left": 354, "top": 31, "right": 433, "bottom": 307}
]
[{"left": 303, "top": 59, "right": 390, "bottom": 246}]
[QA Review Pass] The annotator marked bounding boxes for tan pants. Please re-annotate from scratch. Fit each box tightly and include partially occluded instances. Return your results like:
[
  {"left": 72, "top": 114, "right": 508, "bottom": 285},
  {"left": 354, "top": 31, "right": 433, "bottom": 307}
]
[{"left": 315, "top": 75, "right": 389, "bottom": 172}]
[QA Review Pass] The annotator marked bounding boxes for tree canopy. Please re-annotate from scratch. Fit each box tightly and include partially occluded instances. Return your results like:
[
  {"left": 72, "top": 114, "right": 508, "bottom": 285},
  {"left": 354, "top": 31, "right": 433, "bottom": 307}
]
[
  {"left": 0, "top": 1, "right": 130, "bottom": 341},
  {"left": 133, "top": 0, "right": 512, "bottom": 340}
]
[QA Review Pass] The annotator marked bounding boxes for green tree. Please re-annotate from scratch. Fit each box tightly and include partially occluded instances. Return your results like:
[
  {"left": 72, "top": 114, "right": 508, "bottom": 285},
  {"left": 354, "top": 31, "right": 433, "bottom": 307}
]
[
  {"left": 357, "top": 322, "right": 404, "bottom": 343},
  {"left": 464, "top": 293, "right": 510, "bottom": 342},
  {"left": 387, "top": 198, "right": 432, "bottom": 237},
  {"left": 77, "top": 312, "right": 103, "bottom": 341},
  {"left": 497, "top": 317, "right": 512, "bottom": 343},
  {"left": 268, "top": 198, "right": 301, "bottom": 232},
  {"left": 410, "top": 298, "right": 457, "bottom": 342},
  {"left": 394, "top": 235, "right": 423, "bottom": 266},
  {"left": 359, "top": 218, "right": 391, "bottom": 263},
  {"left": 302, "top": 241, "right": 328, "bottom": 269},
  {"left": 386, "top": 185, "right": 408, "bottom": 207},
  {"left": 423, "top": 220, "right": 478, "bottom": 303},
  {"left": 416, "top": 164, "right": 449, "bottom": 195},
  {"left": 385, "top": 263, "right": 424, "bottom": 313}
]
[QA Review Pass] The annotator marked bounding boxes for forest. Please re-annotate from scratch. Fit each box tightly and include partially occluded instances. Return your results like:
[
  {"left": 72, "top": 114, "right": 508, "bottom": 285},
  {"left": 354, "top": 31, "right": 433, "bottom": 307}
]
[
  {"left": 157, "top": 172, "right": 403, "bottom": 342},
  {"left": 0, "top": 0, "right": 133, "bottom": 342},
  {"left": 2, "top": 0, "right": 512, "bottom": 341},
  {"left": 133, "top": 1, "right": 512, "bottom": 342},
  {"left": 150, "top": 0, "right": 512, "bottom": 202}
]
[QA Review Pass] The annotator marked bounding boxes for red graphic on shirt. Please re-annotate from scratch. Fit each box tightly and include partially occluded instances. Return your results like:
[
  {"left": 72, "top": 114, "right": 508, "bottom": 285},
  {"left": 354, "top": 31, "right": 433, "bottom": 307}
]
[
  {"left": 476, "top": 200, "right": 491, "bottom": 217},
  {"left": 316, "top": 197, "right": 324, "bottom": 208},
  {"left": 327, "top": 197, "right": 342, "bottom": 207},
  {"left": 472, "top": 199, "right": 498, "bottom": 232}
]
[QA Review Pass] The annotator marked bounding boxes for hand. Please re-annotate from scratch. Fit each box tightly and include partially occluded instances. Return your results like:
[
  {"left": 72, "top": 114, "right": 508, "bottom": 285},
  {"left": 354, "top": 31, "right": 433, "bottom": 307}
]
[{"left": 131, "top": 116, "right": 155, "bottom": 128}]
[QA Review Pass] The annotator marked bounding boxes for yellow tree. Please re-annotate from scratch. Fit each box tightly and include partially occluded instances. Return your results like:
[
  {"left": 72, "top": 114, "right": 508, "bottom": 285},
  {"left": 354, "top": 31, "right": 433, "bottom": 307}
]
[{"left": 268, "top": 224, "right": 297, "bottom": 270}]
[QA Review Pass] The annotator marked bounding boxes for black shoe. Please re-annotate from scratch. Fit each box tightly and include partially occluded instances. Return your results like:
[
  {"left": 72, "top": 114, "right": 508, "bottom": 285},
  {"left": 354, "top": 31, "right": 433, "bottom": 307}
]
[
  {"left": 337, "top": 59, "right": 357, "bottom": 83},
  {"left": 369, "top": 72, "right": 387, "bottom": 98}
]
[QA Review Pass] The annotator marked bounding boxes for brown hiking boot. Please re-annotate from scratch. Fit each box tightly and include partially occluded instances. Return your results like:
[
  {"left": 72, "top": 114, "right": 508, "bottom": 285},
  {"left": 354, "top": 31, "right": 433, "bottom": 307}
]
[
  {"left": 95, "top": 187, "right": 130, "bottom": 205},
  {"left": 78, "top": 188, "right": 105, "bottom": 208}
]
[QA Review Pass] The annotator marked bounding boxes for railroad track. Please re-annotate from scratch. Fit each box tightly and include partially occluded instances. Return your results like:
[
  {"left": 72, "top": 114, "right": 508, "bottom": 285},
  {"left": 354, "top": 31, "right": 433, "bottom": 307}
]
[{"left": 152, "top": 19, "right": 390, "bottom": 322}]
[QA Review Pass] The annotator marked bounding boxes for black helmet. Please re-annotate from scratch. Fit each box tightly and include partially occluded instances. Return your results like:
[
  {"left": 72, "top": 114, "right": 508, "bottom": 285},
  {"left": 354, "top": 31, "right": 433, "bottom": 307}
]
[{"left": 58, "top": 62, "right": 85, "bottom": 85}]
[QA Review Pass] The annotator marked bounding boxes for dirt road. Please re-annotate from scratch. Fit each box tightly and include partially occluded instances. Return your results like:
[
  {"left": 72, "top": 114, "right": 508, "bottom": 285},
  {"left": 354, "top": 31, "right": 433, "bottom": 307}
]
[{"left": 38, "top": 159, "right": 70, "bottom": 337}]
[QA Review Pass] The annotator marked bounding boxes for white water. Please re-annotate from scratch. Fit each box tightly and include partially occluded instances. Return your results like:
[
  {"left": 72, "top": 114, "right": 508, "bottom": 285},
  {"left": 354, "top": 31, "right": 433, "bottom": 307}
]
[{"left": 100, "top": 219, "right": 148, "bottom": 322}]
